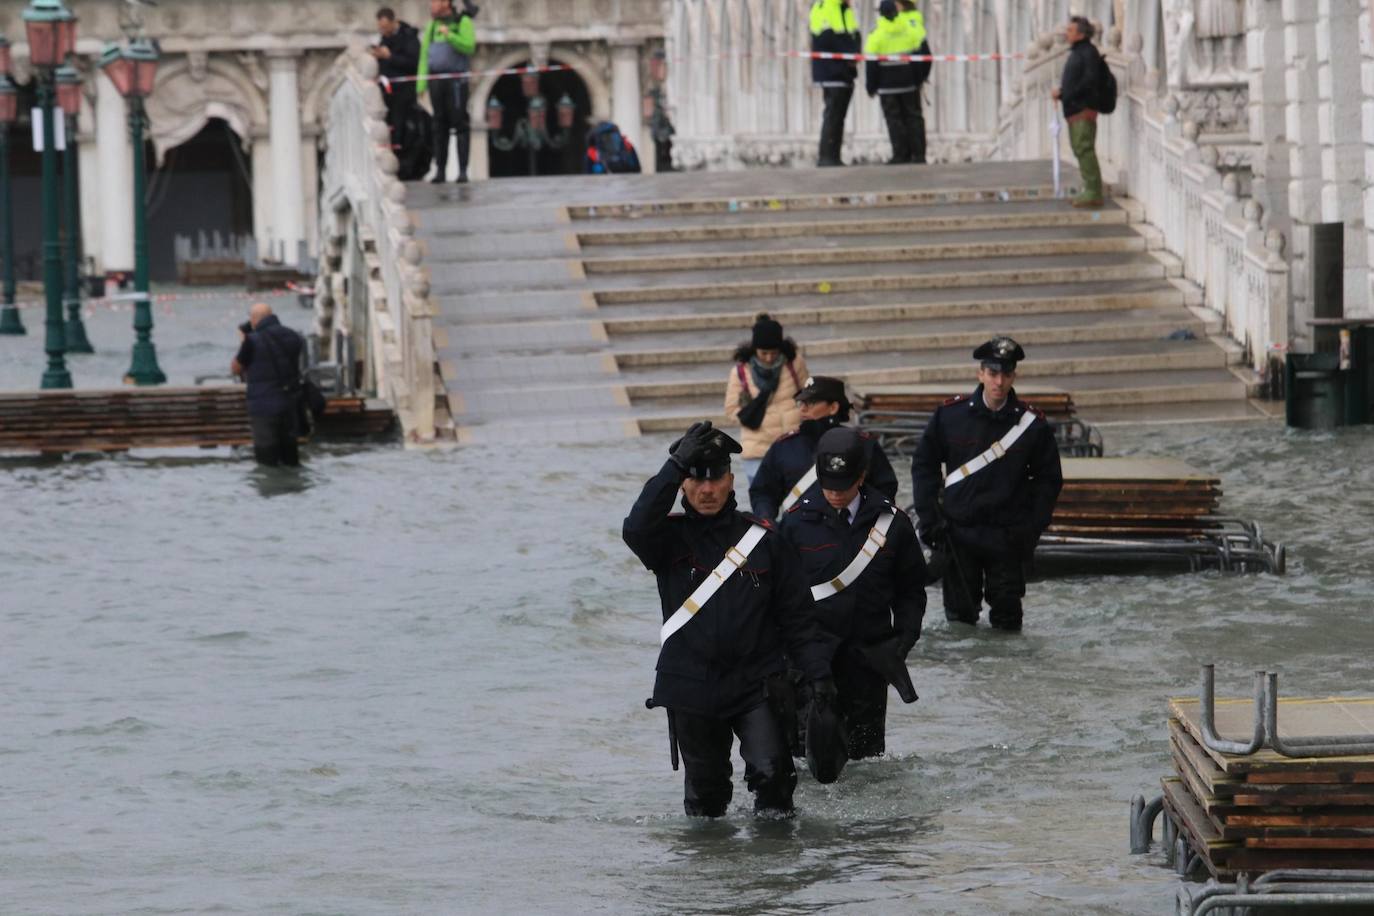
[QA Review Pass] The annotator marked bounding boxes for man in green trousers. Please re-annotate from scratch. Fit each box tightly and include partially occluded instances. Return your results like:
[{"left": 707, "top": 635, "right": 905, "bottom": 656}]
[{"left": 1051, "top": 16, "right": 1107, "bottom": 208}]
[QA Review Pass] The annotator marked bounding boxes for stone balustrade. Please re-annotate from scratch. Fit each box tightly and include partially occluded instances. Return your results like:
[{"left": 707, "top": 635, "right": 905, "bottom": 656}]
[
  {"left": 997, "top": 28, "right": 1289, "bottom": 379},
  {"left": 317, "top": 49, "right": 437, "bottom": 444}
]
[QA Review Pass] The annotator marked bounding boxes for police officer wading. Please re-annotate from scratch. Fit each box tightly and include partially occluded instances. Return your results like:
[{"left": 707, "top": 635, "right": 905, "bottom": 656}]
[
  {"left": 779, "top": 428, "right": 926, "bottom": 759},
  {"left": 910, "top": 338, "right": 1063, "bottom": 631},
  {"left": 749, "top": 375, "right": 899, "bottom": 521},
  {"left": 623, "top": 421, "right": 835, "bottom": 817}
]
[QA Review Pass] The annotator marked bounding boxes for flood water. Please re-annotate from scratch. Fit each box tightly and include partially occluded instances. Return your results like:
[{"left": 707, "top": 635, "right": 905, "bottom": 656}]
[{"left": 3, "top": 303, "right": 1373, "bottom": 914}]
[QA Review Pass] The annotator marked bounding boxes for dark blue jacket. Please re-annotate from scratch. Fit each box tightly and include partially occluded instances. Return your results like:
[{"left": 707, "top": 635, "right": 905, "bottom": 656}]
[
  {"left": 1059, "top": 39, "right": 1105, "bottom": 118},
  {"left": 910, "top": 385, "right": 1063, "bottom": 555},
  {"left": 749, "top": 417, "right": 899, "bottom": 521},
  {"left": 778, "top": 485, "right": 926, "bottom": 656},
  {"left": 235, "top": 315, "right": 304, "bottom": 418},
  {"left": 623, "top": 459, "right": 832, "bottom": 718}
]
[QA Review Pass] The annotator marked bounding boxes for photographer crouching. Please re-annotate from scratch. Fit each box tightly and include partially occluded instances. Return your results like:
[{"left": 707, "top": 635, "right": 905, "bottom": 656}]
[{"left": 230, "top": 303, "right": 307, "bottom": 467}]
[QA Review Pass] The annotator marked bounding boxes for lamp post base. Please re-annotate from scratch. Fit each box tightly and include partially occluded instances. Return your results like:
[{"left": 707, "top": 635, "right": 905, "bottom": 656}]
[
  {"left": 41, "top": 366, "right": 72, "bottom": 389},
  {"left": 125, "top": 339, "right": 165, "bottom": 385},
  {"left": 65, "top": 300, "right": 92, "bottom": 352},
  {"left": 0, "top": 304, "right": 24, "bottom": 335}
]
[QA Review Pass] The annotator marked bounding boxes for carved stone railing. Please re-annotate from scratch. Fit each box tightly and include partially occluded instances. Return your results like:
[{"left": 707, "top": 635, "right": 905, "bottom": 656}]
[
  {"left": 316, "top": 49, "right": 437, "bottom": 444},
  {"left": 997, "top": 30, "right": 1289, "bottom": 378}
]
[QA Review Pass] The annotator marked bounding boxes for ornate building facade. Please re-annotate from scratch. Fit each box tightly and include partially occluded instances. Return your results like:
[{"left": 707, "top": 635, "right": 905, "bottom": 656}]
[{"left": 0, "top": 0, "right": 663, "bottom": 278}]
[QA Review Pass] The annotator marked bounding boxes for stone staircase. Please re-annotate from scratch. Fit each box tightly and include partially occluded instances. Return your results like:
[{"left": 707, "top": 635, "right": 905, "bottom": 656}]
[{"left": 409, "top": 162, "right": 1260, "bottom": 444}]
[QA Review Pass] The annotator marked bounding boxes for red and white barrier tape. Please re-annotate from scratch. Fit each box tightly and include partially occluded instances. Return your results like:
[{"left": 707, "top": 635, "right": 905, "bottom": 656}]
[
  {"left": 376, "top": 50, "right": 1019, "bottom": 90},
  {"left": 379, "top": 62, "right": 569, "bottom": 92}
]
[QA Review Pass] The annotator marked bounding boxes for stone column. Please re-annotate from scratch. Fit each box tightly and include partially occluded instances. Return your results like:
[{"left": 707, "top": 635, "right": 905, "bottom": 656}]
[
  {"left": 95, "top": 70, "right": 133, "bottom": 275},
  {"left": 268, "top": 51, "right": 305, "bottom": 266},
  {"left": 300, "top": 132, "right": 319, "bottom": 254},
  {"left": 250, "top": 133, "right": 273, "bottom": 260},
  {"left": 610, "top": 42, "right": 647, "bottom": 173}
]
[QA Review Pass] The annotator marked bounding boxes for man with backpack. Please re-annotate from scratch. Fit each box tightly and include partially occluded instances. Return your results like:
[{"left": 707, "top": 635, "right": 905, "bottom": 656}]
[
  {"left": 230, "top": 303, "right": 307, "bottom": 467},
  {"left": 417, "top": 0, "right": 477, "bottom": 183},
  {"left": 1051, "top": 16, "right": 1114, "bottom": 208},
  {"left": 584, "top": 121, "right": 642, "bottom": 174}
]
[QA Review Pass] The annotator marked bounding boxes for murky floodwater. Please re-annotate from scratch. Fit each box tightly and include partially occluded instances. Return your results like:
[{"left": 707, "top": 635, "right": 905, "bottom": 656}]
[{"left": 3, "top": 301, "right": 1373, "bottom": 913}]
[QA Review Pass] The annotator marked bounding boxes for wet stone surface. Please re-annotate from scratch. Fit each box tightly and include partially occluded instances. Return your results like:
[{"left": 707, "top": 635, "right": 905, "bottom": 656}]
[{"left": 3, "top": 416, "right": 1371, "bottom": 914}]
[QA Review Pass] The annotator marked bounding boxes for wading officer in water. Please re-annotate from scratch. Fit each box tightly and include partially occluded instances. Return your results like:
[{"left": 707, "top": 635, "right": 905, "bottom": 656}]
[
  {"left": 623, "top": 421, "right": 835, "bottom": 817},
  {"left": 910, "top": 337, "right": 1063, "bottom": 632}
]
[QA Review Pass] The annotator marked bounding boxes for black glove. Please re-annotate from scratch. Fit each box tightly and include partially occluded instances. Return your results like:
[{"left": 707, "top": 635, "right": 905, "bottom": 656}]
[
  {"left": 897, "top": 632, "right": 918, "bottom": 659},
  {"left": 668, "top": 421, "right": 714, "bottom": 472},
  {"left": 810, "top": 676, "right": 838, "bottom": 706}
]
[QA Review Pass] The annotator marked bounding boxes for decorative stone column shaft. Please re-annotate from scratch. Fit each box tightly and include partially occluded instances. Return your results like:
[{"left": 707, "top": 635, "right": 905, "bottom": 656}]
[
  {"left": 268, "top": 51, "right": 305, "bottom": 266},
  {"left": 610, "top": 42, "right": 645, "bottom": 169},
  {"left": 95, "top": 70, "right": 133, "bottom": 275}
]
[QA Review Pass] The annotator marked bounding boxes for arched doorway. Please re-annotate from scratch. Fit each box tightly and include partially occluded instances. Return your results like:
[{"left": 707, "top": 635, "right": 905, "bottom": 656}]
[
  {"left": 146, "top": 118, "right": 253, "bottom": 282},
  {"left": 486, "top": 62, "right": 592, "bottom": 178}
]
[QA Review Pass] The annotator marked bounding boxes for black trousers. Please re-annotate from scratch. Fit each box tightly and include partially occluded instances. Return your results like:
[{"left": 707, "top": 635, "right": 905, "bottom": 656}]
[
  {"left": 941, "top": 542, "right": 1026, "bottom": 630},
  {"left": 250, "top": 411, "right": 300, "bottom": 467},
  {"left": 879, "top": 90, "right": 926, "bottom": 164},
  {"left": 675, "top": 702, "right": 796, "bottom": 817},
  {"left": 834, "top": 647, "right": 890, "bottom": 759},
  {"left": 818, "top": 85, "right": 854, "bottom": 165},
  {"left": 430, "top": 78, "right": 470, "bottom": 179}
]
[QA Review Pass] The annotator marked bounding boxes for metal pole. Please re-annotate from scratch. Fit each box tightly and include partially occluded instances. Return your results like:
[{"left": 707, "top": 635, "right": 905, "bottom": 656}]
[
  {"left": 38, "top": 73, "right": 70, "bottom": 388},
  {"left": 0, "top": 125, "right": 22, "bottom": 335},
  {"left": 123, "top": 95, "right": 163, "bottom": 385},
  {"left": 61, "top": 109, "right": 90, "bottom": 352}
]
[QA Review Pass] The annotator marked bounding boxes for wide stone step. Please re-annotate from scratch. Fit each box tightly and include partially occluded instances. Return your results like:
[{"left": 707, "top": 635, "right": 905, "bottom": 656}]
[
  {"left": 580, "top": 225, "right": 1146, "bottom": 274},
  {"left": 596, "top": 279, "right": 1186, "bottom": 332},
  {"left": 589, "top": 252, "right": 1171, "bottom": 304},
  {"left": 631, "top": 368, "right": 1252, "bottom": 433},
  {"left": 573, "top": 198, "right": 1128, "bottom": 242},
  {"left": 619, "top": 338, "right": 1234, "bottom": 399},
  {"left": 610, "top": 308, "right": 1210, "bottom": 367}
]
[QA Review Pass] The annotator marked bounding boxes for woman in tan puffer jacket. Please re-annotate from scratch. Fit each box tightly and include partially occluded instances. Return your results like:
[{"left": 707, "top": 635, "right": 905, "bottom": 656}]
[{"left": 724, "top": 314, "right": 810, "bottom": 480}]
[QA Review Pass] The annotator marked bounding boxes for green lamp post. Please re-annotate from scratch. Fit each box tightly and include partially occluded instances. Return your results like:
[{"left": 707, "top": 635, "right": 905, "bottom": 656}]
[
  {"left": 100, "top": 36, "right": 163, "bottom": 385},
  {"left": 24, "top": 0, "right": 78, "bottom": 388},
  {"left": 0, "top": 42, "right": 23, "bottom": 337},
  {"left": 55, "top": 64, "right": 90, "bottom": 352}
]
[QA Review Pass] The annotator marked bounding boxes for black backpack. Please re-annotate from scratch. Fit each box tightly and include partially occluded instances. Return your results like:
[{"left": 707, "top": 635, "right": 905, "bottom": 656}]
[
  {"left": 1097, "top": 56, "right": 1118, "bottom": 115},
  {"left": 585, "top": 121, "right": 642, "bottom": 175}
]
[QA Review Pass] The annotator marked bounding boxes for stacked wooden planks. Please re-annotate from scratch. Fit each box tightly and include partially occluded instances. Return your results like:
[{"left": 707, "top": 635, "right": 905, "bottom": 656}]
[
  {"left": 1051, "top": 457, "right": 1222, "bottom": 539},
  {"left": 1163, "top": 695, "right": 1374, "bottom": 877},
  {"left": 0, "top": 386, "right": 394, "bottom": 455}
]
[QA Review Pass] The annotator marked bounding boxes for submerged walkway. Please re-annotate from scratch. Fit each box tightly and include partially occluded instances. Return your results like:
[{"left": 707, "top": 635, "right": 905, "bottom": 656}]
[{"left": 407, "top": 162, "right": 1269, "bottom": 444}]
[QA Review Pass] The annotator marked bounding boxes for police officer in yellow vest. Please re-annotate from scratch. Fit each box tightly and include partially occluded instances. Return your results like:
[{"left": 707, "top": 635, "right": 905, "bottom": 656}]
[
  {"left": 809, "top": 0, "right": 862, "bottom": 167},
  {"left": 864, "top": 1, "right": 925, "bottom": 165}
]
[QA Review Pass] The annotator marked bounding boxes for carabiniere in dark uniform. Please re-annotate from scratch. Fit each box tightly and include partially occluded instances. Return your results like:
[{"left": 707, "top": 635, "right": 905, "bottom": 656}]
[
  {"left": 910, "top": 337, "right": 1063, "bottom": 631},
  {"left": 779, "top": 427, "right": 926, "bottom": 761},
  {"left": 623, "top": 421, "right": 834, "bottom": 817},
  {"left": 749, "top": 375, "right": 899, "bottom": 521}
]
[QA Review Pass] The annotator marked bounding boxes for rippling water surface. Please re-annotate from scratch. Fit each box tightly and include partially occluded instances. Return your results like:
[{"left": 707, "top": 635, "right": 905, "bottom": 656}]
[{"left": 3, "top": 402, "right": 1372, "bottom": 913}]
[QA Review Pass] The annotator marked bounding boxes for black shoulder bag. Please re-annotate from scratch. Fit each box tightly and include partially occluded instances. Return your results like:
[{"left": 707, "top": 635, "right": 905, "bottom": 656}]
[{"left": 256, "top": 327, "right": 327, "bottom": 428}]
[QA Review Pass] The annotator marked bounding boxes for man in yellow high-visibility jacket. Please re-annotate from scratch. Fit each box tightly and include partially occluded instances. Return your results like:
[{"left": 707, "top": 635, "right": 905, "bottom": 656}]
[
  {"left": 809, "top": 0, "right": 862, "bottom": 166},
  {"left": 864, "top": 1, "right": 925, "bottom": 164},
  {"left": 896, "top": 0, "right": 930, "bottom": 162}
]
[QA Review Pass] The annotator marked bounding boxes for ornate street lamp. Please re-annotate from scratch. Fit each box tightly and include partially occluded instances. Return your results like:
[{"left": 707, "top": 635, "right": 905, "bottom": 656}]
[
  {"left": 100, "top": 36, "right": 164, "bottom": 385},
  {"left": 489, "top": 73, "right": 577, "bottom": 177},
  {"left": 24, "top": 0, "right": 77, "bottom": 388},
  {"left": 643, "top": 47, "right": 675, "bottom": 173},
  {"left": 0, "top": 40, "right": 23, "bottom": 337},
  {"left": 55, "top": 63, "right": 90, "bottom": 352}
]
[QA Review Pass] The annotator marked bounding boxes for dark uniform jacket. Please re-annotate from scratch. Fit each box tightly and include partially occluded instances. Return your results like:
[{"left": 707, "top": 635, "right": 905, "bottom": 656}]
[
  {"left": 809, "top": 0, "right": 861, "bottom": 86},
  {"left": 778, "top": 486, "right": 927, "bottom": 655},
  {"left": 623, "top": 460, "right": 832, "bottom": 718},
  {"left": 910, "top": 385, "right": 1064, "bottom": 555},
  {"left": 234, "top": 315, "right": 304, "bottom": 419},
  {"left": 749, "top": 418, "right": 899, "bottom": 521},
  {"left": 379, "top": 22, "right": 421, "bottom": 104},
  {"left": 1059, "top": 39, "right": 1105, "bottom": 118}
]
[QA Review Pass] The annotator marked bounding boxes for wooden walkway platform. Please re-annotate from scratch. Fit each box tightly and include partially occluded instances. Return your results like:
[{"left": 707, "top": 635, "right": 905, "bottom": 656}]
[{"left": 0, "top": 386, "right": 394, "bottom": 455}]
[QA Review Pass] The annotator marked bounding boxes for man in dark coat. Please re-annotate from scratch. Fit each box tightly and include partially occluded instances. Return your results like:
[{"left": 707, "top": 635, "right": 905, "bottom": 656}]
[
  {"left": 910, "top": 337, "right": 1063, "bottom": 631},
  {"left": 809, "top": 0, "right": 862, "bottom": 166},
  {"left": 749, "top": 375, "right": 898, "bottom": 521},
  {"left": 779, "top": 428, "right": 926, "bottom": 759},
  {"left": 623, "top": 421, "right": 834, "bottom": 817},
  {"left": 1052, "top": 16, "right": 1107, "bottom": 207},
  {"left": 373, "top": 7, "right": 426, "bottom": 178},
  {"left": 230, "top": 303, "right": 306, "bottom": 467}
]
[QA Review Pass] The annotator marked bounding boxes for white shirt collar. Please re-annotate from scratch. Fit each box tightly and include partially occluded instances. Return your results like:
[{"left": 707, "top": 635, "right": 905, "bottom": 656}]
[{"left": 844, "top": 491, "right": 862, "bottom": 524}]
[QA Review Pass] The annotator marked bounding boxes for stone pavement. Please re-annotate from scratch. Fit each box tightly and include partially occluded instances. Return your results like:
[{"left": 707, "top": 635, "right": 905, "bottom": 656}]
[{"left": 407, "top": 162, "right": 1264, "bottom": 444}]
